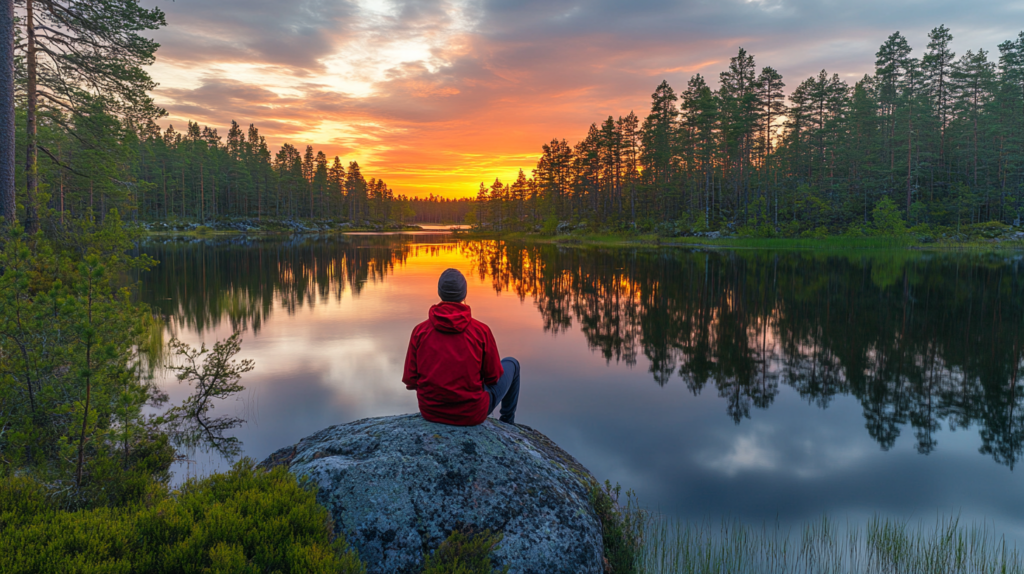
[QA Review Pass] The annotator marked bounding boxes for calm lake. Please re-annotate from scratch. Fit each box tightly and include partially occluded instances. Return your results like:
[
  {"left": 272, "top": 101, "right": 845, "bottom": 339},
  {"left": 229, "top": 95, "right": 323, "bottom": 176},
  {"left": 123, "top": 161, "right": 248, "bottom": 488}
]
[{"left": 139, "top": 234, "right": 1024, "bottom": 541}]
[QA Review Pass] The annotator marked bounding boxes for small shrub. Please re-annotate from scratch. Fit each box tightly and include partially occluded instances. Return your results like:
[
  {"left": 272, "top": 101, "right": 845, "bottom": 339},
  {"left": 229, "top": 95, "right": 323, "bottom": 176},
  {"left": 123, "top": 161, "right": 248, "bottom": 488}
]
[
  {"left": 540, "top": 214, "right": 559, "bottom": 235},
  {"left": 780, "top": 220, "right": 801, "bottom": 238},
  {"left": 737, "top": 223, "right": 776, "bottom": 238},
  {"left": 194, "top": 225, "right": 213, "bottom": 235},
  {"left": 872, "top": 196, "right": 907, "bottom": 236},
  {"left": 0, "top": 459, "right": 365, "bottom": 574},
  {"left": 590, "top": 480, "right": 645, "bottom": 574},
  {"left": 799, "top": 226, "right": 829, "bottom": 239},
  {"left": 909, "top": 223, "right": 935, "bottom": 243},
  {"left": 843, "top": 224, "right": 869, "bottom": 238},
  {"left": 422, "top": 529, "right": 510, "bottom": 574},
  {"left": 970, "top": 221, "right": 1011, "bottom": 239}
]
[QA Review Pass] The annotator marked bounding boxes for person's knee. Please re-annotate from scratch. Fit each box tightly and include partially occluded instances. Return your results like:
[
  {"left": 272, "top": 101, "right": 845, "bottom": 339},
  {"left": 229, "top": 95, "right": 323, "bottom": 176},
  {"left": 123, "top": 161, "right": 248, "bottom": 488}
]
[{"left": 502, "top": 357, "right": 520, "bottom": 376}]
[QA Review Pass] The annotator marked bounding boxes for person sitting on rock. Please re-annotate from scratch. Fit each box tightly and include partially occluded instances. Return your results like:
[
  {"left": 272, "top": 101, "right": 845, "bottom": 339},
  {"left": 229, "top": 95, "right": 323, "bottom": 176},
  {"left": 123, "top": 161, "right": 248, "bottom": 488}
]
[{"left": 403, "top": 268, "right": 520, "bottom": 426}]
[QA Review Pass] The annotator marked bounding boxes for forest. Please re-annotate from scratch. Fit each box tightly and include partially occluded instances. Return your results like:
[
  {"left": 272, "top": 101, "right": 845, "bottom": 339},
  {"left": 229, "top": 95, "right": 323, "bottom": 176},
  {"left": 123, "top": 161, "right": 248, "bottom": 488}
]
[
  {"left": 130, "top": 121, "right": 474, "bottom": 225},
  {"left": 473, "top": 27, "right": 1024, "bottom": 237},
  {"left": 3, "top": 12, "right": 1022, "bottom": 235}
]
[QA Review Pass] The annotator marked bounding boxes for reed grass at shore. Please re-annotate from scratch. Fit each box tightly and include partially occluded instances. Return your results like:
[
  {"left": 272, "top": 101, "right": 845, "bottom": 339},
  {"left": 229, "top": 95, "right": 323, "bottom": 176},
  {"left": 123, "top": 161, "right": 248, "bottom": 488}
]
[{"left": 639, "top": 513, "right": 1022, "bottom": 574}]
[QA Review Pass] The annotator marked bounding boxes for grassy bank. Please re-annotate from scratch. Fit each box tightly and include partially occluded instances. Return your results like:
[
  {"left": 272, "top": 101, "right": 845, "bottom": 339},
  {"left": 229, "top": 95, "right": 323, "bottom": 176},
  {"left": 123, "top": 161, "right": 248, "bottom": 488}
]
[
  {"left": 638, "top": 513, "right": 1023, "bottom": 574},
  {"left": 458, "top": 231, "right": 1024, "bottom": 252},
  {"left": 137, "top": 218, "right": 425, "bottom": 238}
]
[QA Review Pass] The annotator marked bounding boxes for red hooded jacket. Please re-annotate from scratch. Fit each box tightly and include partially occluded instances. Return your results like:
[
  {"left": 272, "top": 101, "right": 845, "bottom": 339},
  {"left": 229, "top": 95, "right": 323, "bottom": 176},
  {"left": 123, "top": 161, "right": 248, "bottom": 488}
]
[{"left": 403, "top": 302, "right": 504, "bottom": 426}]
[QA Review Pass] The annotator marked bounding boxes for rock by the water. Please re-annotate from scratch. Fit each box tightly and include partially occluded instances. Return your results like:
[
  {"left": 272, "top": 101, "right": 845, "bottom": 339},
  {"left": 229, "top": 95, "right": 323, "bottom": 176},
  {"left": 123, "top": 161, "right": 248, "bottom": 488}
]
[{"left": 259, "top": 414, "right": 604, "bottom": 574}]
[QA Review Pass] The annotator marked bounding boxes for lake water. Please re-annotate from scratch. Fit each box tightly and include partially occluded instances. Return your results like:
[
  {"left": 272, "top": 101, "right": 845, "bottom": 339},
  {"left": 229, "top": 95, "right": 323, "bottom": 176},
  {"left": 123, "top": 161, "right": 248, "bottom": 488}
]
[{"left": 139, "top": 234, "right": 1024, "bottom": 541}]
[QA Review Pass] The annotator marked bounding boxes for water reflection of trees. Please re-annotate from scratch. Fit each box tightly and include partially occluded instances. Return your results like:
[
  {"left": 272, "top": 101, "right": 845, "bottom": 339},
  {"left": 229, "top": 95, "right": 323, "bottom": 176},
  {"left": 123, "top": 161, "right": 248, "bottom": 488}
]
[
  {"left": 462, "top": 242, "right": 1024, "bottom": 468},
  {"left": 140, "top": 235, "right": 458, "bottom": 335}
]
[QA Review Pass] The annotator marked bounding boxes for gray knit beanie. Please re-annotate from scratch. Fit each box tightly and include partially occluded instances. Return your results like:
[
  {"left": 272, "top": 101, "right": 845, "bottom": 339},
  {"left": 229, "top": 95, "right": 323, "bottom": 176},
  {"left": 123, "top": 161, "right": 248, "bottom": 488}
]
[{"left": 438, "top": 268, "right": 467, "bottom": 302}]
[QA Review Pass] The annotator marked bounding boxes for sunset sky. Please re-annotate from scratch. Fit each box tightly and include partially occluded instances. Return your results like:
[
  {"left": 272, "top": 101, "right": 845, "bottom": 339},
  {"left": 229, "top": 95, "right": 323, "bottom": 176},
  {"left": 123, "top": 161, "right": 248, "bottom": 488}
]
[{"left": 141, "top": 0, "right": 1022, "bottom": 199}]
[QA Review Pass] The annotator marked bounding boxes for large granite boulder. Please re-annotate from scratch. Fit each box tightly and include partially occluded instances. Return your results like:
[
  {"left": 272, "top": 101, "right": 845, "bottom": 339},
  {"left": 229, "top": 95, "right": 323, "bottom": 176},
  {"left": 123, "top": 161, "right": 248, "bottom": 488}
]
[{"left": 260, "top": 414, "right": 604, "bottom": 574}]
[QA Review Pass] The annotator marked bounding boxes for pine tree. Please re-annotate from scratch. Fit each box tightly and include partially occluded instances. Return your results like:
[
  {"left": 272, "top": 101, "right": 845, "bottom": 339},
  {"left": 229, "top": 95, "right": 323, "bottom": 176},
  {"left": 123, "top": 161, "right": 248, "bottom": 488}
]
[
  {"left": 681, "top": 74, "right": 719, "bottom": 222},
  {"left": 718, "top": 48, "right": 760, "bottom": 218},
  {"left": 0, "top": 0, "right": 13, "bottom": 224},
  {"left": 328, "top": 156, "right": 345, "bottom": 218},
  {"left": 302, "top": 145, "right": 314, "bottom": 217},
  {"left": 875, "top": 32, "right": 914, "bottom": 188},
  {"left": 755, "top": 66, "right": 786, "bottom": 223},
  {"left": 922, "top": 25, "right": 956, "bottom": 183},
  {"left": 345, "top": 161, "right": 366, "bottom": 222},
  {"left": 640, "top": 80, "right": 678, "bottom": 218},
  {"left": 618, "top": 112, "right": 641, "bottom": 221},
  {"left": 997, "top": 33, "right": 1024, "bottom": 221},
  {"left": 951, "top": 49, "right": 997, "bottom": 210},
  {"left": 18, "top": 0, "right": 166, "bottom": 233}
]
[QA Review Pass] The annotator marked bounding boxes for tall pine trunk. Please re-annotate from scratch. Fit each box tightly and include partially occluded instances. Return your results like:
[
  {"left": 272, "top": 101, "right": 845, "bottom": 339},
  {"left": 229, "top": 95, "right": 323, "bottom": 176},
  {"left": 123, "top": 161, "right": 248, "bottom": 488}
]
[
  {"left": 0, "top": 0, "right": 14, "bottom": 225},
  {"left": 24, "top": 0, "right": 38, "bottom": 233}
]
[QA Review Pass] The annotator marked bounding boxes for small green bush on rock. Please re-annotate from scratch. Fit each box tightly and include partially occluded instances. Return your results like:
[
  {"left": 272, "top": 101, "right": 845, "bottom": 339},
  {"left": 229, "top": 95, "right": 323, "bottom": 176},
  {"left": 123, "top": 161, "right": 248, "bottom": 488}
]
[
  {"left": 422, "top": 529, "right": 510, "bottom": 574},
  {"left": 0, "top": 459, "right": 365, "bottom": 574},
  {"left": 590, "top": 480, "right": 646, "bottom": 574}
]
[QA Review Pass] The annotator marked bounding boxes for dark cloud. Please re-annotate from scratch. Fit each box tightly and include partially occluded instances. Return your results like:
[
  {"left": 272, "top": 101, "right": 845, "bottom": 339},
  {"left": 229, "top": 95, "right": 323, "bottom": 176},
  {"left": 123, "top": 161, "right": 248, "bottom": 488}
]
[{"left": 149, "top": 0, "right": 358, "bottom": 71}]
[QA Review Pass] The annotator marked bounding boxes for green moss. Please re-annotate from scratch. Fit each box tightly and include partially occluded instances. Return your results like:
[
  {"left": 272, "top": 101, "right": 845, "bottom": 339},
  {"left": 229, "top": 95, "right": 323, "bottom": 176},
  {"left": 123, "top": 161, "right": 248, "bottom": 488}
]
[{"left": 0, "top": 459, "right": 365, "bottom": 574}]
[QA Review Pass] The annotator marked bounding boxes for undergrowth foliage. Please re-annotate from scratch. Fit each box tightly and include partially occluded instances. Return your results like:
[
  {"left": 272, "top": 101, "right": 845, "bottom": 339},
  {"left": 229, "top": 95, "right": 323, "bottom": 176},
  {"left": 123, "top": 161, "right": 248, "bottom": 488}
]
[
  {"left": 422, "top": 529, "right": 510, "bottom": 574},
  {"left": 0, "top": 214, "right": 176, "bottom": 508},
  {"left": 0, "top": 459, "right": 365, "bottom": 574},
  {"left": 590, "top": 480, "right": 646, "bottom": 574}
]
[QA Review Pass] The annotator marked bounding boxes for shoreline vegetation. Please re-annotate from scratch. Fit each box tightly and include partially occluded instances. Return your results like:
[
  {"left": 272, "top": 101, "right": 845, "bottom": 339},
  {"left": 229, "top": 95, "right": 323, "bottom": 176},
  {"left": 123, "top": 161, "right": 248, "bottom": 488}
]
[
  {"left": 4, "top": 461, "right": 1022, "bottom": 573},
  {"left": 134, "top": 214, "right": 1024, "bottom": 253},
  {"left": 460, "top": 229, "right": 1024, "bottom": 251},
  {"left": 638, "top": 511, "right": 1024, "bottom": 574}
]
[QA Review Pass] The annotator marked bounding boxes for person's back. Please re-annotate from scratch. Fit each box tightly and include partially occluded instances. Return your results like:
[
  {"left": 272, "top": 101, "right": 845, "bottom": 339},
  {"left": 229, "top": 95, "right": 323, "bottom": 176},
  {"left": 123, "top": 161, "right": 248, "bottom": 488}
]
[{"left": 403, "top": 269, "right": 520, "bottom": 426}]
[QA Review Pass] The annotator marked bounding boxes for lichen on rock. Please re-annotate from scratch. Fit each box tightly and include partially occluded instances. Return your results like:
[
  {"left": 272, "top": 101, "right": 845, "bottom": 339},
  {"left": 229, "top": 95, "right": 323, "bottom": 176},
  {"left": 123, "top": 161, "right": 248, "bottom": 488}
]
[{"left": 259, "top": 414, "right": 604, "bottom": 574}]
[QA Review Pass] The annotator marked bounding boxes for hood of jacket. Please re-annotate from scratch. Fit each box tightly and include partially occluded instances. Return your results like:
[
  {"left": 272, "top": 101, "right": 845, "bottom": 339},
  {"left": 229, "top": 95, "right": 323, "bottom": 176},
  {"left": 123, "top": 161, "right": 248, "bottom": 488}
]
[{"left": 428, "top": 302, "right": 472, "bottom": 334}]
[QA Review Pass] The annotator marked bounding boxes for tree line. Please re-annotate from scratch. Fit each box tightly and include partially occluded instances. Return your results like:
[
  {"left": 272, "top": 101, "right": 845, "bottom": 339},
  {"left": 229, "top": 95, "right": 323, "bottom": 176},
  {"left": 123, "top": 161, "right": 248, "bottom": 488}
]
[
  {"left": 0, "top": 0, "right": 471, "bottom": 232},
  {"left": 132, "top": 120, "right": 473, "bottom": 224},
  {"left": 473, "top": 26, "right": 1024, "bottom": 236},
  {"left": 16, "top": 112, "right": 476, "bottom": 228}
]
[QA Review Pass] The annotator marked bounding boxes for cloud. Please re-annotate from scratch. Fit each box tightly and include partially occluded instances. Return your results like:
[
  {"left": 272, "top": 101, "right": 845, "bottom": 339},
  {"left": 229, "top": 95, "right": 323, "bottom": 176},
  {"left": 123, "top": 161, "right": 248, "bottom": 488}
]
[{"left": 142, "top": 0, "right": 1024, "bottom": 197}]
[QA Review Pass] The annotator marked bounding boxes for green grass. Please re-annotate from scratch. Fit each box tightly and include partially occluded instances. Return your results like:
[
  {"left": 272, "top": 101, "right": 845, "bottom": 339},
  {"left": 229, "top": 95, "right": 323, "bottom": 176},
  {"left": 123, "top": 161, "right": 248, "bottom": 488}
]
[
  {"left": 460, "top": 231, "right": 1024, "bottom": 252},
  {"left": 640, "top": 513, "right": 1023, "bottom": 574},
  {"left": 460, "top": 230, "right": 662, "bottom": 246},
  {"left": 664, "top": 236, "right": 920, "bottom": 250}
]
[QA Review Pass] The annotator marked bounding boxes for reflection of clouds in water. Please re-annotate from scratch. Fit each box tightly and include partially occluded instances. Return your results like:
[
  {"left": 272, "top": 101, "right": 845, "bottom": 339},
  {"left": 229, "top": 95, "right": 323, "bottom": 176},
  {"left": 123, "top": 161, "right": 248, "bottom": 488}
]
[
  {"left": 699, "top": 423, "right": 873, "bottom": 479},
  {"left": 703, "top": 431, "right": 779, "bottom": 477},
  {"left": 324, "top": 337, "right": 410, "bottom": 407}
]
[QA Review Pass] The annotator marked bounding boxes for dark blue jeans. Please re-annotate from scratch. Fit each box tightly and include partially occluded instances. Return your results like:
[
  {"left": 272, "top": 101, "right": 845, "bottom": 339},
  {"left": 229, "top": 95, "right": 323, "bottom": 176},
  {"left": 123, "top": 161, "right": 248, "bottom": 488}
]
[{"left": 486, "top": 357, "right": 520, "bottom": 424}]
